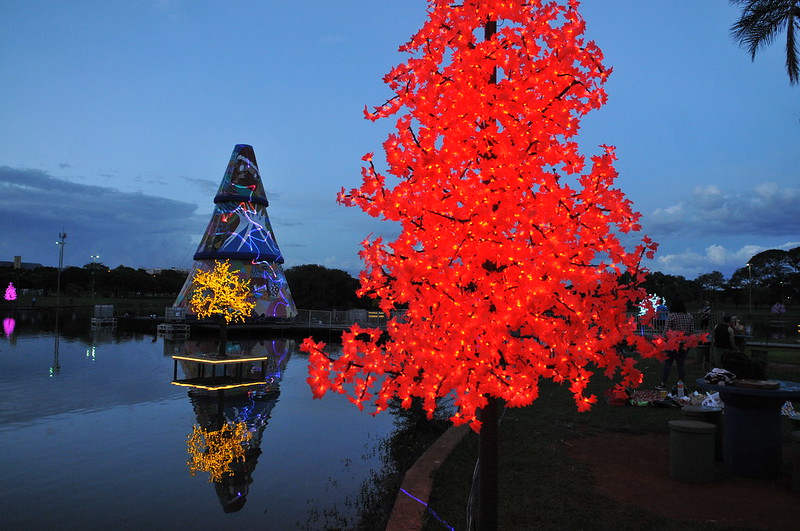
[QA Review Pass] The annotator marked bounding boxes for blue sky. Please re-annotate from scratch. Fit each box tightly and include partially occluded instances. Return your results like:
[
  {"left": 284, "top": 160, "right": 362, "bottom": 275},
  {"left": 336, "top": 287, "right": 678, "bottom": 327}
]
[{"left": 1, "top": 1, "right": 797, "bottom": 280}]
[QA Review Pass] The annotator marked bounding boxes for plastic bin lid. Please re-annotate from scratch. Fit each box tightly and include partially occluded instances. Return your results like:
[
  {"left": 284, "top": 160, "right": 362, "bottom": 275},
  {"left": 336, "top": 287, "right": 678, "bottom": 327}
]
[{"left": 669, "top": 419, "right": 716, "bottom": 433}]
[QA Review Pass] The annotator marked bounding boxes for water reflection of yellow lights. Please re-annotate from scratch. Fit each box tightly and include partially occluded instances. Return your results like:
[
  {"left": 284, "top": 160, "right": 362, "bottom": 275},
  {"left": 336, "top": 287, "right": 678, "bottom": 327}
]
[
  {"left": 172, "top": 355, "right": 271, "bottom": 364},
  {"left": 187, "top": 421, "right": 252, "bottom": 482},
  {"left": 171, "top": 381, "right": 265, "bottom": 391},
  {"left": 171, "top": 355, "right": 271, "bottom": 391}
]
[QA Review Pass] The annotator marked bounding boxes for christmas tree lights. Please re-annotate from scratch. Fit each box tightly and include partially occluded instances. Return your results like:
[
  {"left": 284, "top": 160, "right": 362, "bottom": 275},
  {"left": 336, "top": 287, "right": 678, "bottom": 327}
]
[{"left": 190, "top": 259, "right": 255, "bottom": 324}]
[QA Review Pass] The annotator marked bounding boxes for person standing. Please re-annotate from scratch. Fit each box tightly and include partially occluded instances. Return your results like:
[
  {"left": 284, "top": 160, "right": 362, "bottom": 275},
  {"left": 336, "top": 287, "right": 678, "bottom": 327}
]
[
  {"left": 699, "top": 300, "right": 711, "bottom": 330},
  {"left": 712, "top": 314, "right": 736, "bottom": 366},
  {"left": 655, "top": 301, "right": 669, "bottom": 331},
  {"left": 714, "top": 314, "right": 765, "bottom": 379},
  {"left": 656, "top": 298, "right": 694, "bottom": 391}
]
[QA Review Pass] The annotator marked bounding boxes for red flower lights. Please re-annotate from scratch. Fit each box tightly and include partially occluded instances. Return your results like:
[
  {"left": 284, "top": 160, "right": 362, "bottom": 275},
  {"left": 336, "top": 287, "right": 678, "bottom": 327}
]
[{"left": 303, "top": 0, "right": 700, "bottom": 431}]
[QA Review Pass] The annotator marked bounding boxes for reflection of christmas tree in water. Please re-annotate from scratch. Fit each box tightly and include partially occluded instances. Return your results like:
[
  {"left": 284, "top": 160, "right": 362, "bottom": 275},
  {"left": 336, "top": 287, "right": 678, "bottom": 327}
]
[
  {"left": 177, "top": 338, "right": 291, "bottom": 513},
  {"left": 186, "top": 389, "right": 278, "bottom": 513},
  {"left": 3, "top": 317, "right": 15, "bottom": 337},
  {"left": 187, "top": 420, "right": 251, "bottom": 483}
]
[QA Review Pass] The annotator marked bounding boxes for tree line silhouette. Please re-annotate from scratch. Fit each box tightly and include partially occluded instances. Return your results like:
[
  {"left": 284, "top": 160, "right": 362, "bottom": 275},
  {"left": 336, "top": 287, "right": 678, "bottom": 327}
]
[
  {"left": 2, "top": 245, "right": 797, "bottom": 311},
  {"left": 645, "top": 247, "right": 799, "bottom": 310},
  {"left": 0, "top": 262, "right": 372, "bottom": 310}
]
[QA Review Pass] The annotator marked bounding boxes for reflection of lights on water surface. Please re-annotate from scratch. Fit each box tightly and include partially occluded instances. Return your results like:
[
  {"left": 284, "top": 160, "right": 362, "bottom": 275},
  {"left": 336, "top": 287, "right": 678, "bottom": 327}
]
[
  {"left": 187, "top": 421, "right": 252, "bottom": 483},
  {"left": 3, "top": 317, "right": 15, "bottom": 336},
  {"left": 86, "top": 346, "right": 96, "bottom": 361},
  {"left": 178, "top": 338, "right": 289, "bottom": 496}
]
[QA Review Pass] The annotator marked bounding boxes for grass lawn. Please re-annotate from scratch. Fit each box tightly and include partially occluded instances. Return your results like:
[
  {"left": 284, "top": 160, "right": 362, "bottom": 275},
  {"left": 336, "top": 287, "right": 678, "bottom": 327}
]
[{"left": 422, "top": 354, "right": 800, "bottom": 530}]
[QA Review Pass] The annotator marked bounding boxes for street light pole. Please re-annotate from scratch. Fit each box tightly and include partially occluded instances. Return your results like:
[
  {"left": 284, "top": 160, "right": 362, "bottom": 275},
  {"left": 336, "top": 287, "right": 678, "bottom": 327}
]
[
  {"left": 56, "top": 232, "right": 67, "bottom": 308},
  {"left": 53, "top": 231, "right": 67, "bottom": 376},
  {"left": 747, "top": 262, "right": 752, "bottom": 317},
  {"left": 90, "top": 254, "right": 100, "bottom": 301}
]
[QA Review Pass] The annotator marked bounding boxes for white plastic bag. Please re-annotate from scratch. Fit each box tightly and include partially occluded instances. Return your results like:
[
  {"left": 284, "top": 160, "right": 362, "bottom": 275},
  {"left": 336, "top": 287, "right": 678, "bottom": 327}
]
[{"left": 701, "top": 391, "right": 723, "bottom": 408}]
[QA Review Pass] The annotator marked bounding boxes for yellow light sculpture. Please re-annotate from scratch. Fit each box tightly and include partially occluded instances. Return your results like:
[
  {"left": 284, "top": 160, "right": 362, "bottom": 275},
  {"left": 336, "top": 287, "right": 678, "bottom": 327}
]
[
  {"left": 186, "top": 421, "right": 252, "bottom": 483},
  {"left": 189, "top": 260, "right": 255, "bottom": 324}
]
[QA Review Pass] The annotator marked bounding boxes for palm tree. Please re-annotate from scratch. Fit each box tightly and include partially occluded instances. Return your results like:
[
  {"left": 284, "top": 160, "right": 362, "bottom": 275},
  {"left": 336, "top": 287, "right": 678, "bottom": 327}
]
[{"left": 730, "top": 0, "right": 800, "bottom": 84}]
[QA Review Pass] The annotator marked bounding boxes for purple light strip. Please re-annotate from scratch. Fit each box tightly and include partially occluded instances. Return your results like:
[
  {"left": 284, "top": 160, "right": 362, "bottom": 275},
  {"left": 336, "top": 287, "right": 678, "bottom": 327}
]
[{"left": 399, "top": 488, "right": 455, "bottom": 530}]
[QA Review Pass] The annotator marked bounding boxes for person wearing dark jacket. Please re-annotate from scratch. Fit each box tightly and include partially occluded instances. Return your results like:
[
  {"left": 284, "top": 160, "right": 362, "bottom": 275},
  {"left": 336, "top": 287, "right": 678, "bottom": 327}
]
[
  {"left": 657, "top": 299, "right": 694, "bottom": 391},
  {"left": 713, "top": 315, "right": 765, "bottom": 379}
]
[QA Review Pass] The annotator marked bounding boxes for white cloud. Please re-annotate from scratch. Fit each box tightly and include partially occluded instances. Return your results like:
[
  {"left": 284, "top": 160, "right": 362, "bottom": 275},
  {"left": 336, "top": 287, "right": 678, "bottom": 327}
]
[
  {"left": 754, "top": 182, "right": 779, "bottom": 198},
  {"left": 638, "top": 180, "right": 800, "bottom": 279},
  {"left": 690, "top": 185, "right": 724, "bottom": 209},
  {"left": 705, "top": 244, "right": 729, "bottom": 265},
  {"left": 0, "top": 166, "right": 205, "bottom": 269},
  {"left": 651, "top": 241, "right": 799, "bottom": 279},
  {"left": 645, "top": 182, "right": 800, "bottom": 238}
]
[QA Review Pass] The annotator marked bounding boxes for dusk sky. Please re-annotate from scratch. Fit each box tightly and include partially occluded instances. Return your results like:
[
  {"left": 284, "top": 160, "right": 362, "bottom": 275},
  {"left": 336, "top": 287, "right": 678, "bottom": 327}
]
[{"left": 1, "top": 1, "right": 798, "bottom": 280}]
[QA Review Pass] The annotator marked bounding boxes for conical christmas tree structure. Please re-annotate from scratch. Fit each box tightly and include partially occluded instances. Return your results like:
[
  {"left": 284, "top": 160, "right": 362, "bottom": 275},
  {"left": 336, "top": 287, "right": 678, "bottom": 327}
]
[{"left": 174, "top": 144, "right": 297, "bottom": 319}]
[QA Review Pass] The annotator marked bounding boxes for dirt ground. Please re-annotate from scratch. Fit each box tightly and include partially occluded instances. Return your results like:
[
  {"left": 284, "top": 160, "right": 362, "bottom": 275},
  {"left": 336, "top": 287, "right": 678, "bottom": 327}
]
[{"left": 566, "top": 429, "right": 800, "bottom": 530}]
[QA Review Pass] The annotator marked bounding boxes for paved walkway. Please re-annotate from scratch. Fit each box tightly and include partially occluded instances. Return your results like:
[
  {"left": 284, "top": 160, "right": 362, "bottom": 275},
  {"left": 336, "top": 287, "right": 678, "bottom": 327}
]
[{"left": 385, "top": 424, "right": 469, "bottom": 531}]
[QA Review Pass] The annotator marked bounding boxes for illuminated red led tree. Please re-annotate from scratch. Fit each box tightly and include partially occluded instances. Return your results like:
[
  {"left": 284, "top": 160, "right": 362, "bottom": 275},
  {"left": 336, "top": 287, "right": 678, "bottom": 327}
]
[{"left": 303, "top": 1, "right": 695, "bottom": 428}]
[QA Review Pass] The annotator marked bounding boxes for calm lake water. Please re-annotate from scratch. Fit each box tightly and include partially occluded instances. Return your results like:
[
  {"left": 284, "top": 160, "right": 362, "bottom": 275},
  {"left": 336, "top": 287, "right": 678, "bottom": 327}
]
[{"left": 0, "top": 312, "right": 398, "bottom": 530}]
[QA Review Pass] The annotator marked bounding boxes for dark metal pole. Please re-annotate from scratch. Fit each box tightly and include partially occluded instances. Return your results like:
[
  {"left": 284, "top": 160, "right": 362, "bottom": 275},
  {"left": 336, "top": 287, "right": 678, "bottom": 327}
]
[
  {"left": 52, "top": 231, "right": 67, "bottom": 376},
  {"left": 478, "top": 18, "right": 500, "bottom": 531},
  {"left": 479, "top": 395, "right": 500, "bottom": 531},
  {"left": 747, "top": 263, "right": 753, "bottom": 317},
  {"left": 56, "top": 231, "right": 66, "bottom": 309},
  {"left": 218, "top": 315, "right": 228, "bottom": 358},
  {"left": 478, "top": 20, "right": 500, "bottom": 531},
  {"left": 485, "top": 19, "right": 497, "bottom": 83},
  {"left": 90, "top": 254, "right": 99, "bottom": 301}
]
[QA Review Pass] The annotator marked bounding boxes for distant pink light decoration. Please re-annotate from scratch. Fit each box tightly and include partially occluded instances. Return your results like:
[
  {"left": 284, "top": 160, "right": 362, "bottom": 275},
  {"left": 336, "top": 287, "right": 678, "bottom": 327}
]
[{"left": 4, "top": 282, "right": 16, "bottom": 301}]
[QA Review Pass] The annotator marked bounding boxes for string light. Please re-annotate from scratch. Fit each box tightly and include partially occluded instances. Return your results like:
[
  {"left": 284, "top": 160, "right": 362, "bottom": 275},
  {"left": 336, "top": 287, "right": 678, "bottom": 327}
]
[
  {"left": 189, "top": 259, "right": 255, "bottom": 324},
  {"left": 186, "top": 421, "right": 252, "bottom": 482}
]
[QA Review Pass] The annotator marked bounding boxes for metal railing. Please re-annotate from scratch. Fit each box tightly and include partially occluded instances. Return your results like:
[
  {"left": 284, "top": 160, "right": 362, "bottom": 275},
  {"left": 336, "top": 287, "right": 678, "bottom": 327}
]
[
  {"left": 295, "top": 309, "right": 406, "bottom": 329},
  {"left": 630, "top": 311, "right": 721, "bottom": 338}
]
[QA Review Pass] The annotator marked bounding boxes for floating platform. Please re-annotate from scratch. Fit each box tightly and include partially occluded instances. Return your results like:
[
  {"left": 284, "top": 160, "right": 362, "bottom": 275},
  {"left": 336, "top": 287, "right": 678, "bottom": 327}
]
[
  {"left": 157, "top": 323, "right": 191, "bottom": 339},
  {"left": 171, "top": 354, "right": 271, "bottom": 391}
]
